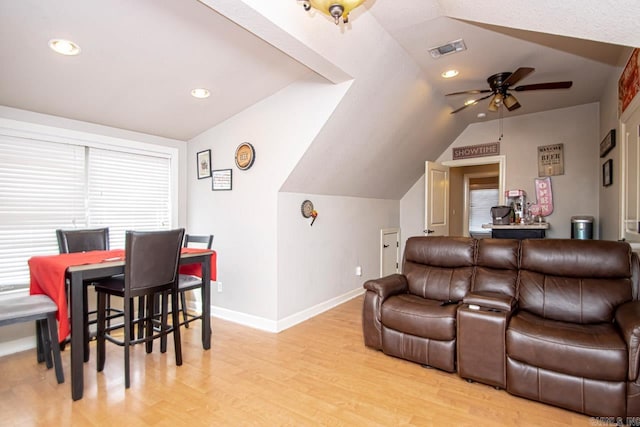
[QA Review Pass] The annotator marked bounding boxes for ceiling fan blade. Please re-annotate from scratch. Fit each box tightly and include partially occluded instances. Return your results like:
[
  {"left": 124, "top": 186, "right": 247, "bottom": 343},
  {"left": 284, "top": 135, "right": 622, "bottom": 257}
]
[
  {"left": 445, "top": 89, "right": 492, "bottom": 96},
  {"left": 514, "top": 81, "right": 573, "bottom": 91},
  {"left": 503, "top": 67, "right": 535, "bottom": 87},
  {"left": 450, "top": 93, "right": 493, "bottom": 114}
]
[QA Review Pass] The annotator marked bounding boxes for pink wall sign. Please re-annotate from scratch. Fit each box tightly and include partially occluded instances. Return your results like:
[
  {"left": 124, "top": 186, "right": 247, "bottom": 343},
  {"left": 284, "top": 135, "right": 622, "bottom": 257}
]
[{"left": 533, "top": 177, "right": 554, "bottom": 216}]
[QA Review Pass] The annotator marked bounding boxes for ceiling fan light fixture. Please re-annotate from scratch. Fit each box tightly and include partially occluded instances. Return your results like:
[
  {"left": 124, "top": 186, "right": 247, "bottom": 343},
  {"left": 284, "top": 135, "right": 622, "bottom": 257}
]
[
  {"left": 503, "top": 94, "right": 521, "bottom": 110},
  {"left": 298, "top": 0, "right": 367, "bottom": 25},
  {"left": 488, "top": 94, "right": 502, "bottom": 112}
]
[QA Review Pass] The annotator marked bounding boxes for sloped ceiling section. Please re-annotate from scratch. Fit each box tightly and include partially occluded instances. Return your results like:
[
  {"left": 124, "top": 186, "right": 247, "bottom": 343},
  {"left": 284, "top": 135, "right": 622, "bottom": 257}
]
[
  {"left": 206, "top": 0, "right": 467, "bottom": 200},
  {"left": 206, "top": 0, "right": 638, "bottom": 200}
]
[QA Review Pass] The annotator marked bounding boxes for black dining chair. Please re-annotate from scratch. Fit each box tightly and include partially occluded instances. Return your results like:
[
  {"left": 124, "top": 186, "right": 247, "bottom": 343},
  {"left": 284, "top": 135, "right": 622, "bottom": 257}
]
[
  {"left": 178, "top": 234, "right": 214, "bottom": 328},
  {"left": 95, "top": 228, "right": 185, "bottom": 388},
  {"left": 56, "top": 228, "right": 122, "bottom": 356},
  {"left": 0, "top": 294, "right": 64, "bottom": 384}
]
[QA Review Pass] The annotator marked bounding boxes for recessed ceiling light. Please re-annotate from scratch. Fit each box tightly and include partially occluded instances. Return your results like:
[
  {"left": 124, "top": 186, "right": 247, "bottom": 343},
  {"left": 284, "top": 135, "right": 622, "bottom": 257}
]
[
  {"left": 48, "top": 39, "right": 81, "bottom": 56},
  {"left": 441, "top": 69, "right": 459, "bottom": 79},
  {"left": 477, "top": 113, "right": 487, "bottom": 119},
  {"left": 191, "top": 88, "right": 210, "bottom": 99}
]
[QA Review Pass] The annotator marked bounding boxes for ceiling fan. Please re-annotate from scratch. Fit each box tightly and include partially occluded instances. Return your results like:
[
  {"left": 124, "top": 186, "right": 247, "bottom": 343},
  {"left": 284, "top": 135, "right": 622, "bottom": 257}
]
[{"left": 447, "top": 67, "right": 572, "bottom": 114}]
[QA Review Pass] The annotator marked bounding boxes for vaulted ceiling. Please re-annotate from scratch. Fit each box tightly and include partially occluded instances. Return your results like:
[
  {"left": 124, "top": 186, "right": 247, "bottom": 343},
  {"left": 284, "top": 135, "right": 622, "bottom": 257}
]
[{"left": 1, "top": 0, "right": 638, "bottom": 199}]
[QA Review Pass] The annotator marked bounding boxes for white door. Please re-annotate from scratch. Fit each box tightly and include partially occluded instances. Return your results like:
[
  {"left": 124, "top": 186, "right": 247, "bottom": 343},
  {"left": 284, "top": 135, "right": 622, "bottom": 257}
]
[
  {"left": 425, "top": 161, "right": 450, "bottom": 236},
  {"left": 380, "top": 228, "right": 400, "bottom": 276}
]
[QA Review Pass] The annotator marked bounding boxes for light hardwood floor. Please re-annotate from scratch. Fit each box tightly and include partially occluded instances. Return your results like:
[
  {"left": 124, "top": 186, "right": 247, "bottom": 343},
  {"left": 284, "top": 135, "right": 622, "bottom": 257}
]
[{"left": 0, "top": 295, "right": 591, "bottom": 426}]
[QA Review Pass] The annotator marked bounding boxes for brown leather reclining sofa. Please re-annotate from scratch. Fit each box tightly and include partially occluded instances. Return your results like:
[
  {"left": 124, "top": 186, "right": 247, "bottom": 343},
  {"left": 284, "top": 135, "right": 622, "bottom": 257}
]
[{"left": 362, "top": 236, "right": 640, "bottom": 417}]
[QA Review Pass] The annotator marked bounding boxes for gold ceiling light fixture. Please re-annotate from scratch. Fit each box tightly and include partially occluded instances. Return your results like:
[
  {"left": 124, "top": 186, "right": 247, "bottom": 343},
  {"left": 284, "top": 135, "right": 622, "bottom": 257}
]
[{"left": 298, "top": 0, "right": 367, "bottom": 25}]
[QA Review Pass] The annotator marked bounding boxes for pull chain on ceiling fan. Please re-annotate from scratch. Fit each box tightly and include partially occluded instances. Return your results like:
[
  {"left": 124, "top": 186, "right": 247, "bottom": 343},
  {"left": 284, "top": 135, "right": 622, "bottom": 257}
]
[{"left": 447, "top": 67, "right": 572, "bottom": 114}]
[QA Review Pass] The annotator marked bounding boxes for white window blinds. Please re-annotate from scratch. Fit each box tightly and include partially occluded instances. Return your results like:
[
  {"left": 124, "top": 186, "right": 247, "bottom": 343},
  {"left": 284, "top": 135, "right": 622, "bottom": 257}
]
[
  {"left": 469, "top": 188, "right": 499, "bottom": 234},
  {"left": 0, "top": 136, "right": 86, "bottom": 290},
  {"left": 88, "top": 148, "right": 171, "bottom": 249},
  {"left": 0, "top": 136, "right": 172, "bottom": 292}
]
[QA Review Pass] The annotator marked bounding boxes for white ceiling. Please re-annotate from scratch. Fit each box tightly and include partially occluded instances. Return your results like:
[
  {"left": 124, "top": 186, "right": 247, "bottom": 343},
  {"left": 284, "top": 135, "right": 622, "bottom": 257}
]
[
  {"left": 0, "top": 0, "right": 638, "bottom": 198},
  {"left": 0, "top": 0, "right": 312, "bottom": 141}
]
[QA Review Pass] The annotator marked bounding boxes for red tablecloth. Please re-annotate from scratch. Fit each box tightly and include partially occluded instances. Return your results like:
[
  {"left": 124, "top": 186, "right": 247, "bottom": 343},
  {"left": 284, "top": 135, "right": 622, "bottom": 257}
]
[{"left": 29, "top": 248, "right": 216, "bottom": 341}]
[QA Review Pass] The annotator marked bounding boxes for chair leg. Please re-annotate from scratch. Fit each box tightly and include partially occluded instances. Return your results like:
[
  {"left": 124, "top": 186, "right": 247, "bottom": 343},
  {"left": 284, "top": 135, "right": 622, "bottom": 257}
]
[
  {"left": 161, "top": 292, "right": 169, "bottom": 354},
  {"left": 96, "top": 291, "right": 106, "bottom": 372},
  {"left": 172, "top": 289, "right": 183, "bottom": 366},
  {"left": 124, "top": 297, "right": 131, "bottom": 389},
  {"left": 145, "top": 296, "right": 154, "bottom": 354},
  {"left": 38, "top": 318, "right": 54, "bottom": 369},
  {"left": 46, "top": 312, "right": 64, "bottom": 384},
  {"left": 36, "top": 320, "right": 45, "bottom": 363},
  {"left": 137, "top": 296, "right": 145, "bottom": 340},
  {"left": 180, "top": 290, "right": 189, "bottom": 328}
]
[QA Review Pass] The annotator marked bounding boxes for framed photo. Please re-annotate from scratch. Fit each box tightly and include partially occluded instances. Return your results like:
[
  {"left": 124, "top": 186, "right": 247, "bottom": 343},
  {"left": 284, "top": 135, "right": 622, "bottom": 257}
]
[
  {"left": 212, "top": 169, "right": 232, "bottom": 191},
  {"left": 197, "top": 149, "right": 212, "bottom": 179},
  {"left": 599, "top": 129, "right": 616, "bottom": 158},
  {"left": 602, "top": 159, "right": 613, "bottom": 187}
]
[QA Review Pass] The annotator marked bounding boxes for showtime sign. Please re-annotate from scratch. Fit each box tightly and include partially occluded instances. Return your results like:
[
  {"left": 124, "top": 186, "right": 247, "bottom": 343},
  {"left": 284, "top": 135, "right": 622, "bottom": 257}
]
[{"left": 452, "top": 142, "right": 500, "bottom": 160}]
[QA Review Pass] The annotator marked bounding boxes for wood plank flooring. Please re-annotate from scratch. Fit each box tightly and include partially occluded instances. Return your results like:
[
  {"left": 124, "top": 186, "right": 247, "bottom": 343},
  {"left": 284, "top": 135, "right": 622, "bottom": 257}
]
[{"left": 0, "top": 296, "right": 591, "bottom": 426}]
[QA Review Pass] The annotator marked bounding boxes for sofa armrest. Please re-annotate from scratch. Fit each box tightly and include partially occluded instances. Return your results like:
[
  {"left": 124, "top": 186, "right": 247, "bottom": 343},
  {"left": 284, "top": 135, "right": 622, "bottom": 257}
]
[
  {"left": 615, "top": 300, "right": 640, "bottom": 381},
  {"left": 363, "top": 273, "right": 407, "bottom": 301},
  {"left": 463, "top": 291, "right": 516, "bottom": 313}
]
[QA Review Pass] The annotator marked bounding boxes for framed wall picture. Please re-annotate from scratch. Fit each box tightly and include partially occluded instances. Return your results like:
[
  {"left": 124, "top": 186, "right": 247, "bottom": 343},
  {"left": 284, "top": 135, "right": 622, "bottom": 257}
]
[
  {"left": 212, "top": 169, "right": 232, "bottom": 190},
  {"left": 197, "top": 149, "right": 212, "bottom": 179},
  {"left": 599, "top": 129, "right": 616, "bottom": 158},
  {"left": 235, "top": 142, "right": 255, "bottom": 170},
  {"left": 537, "top": 143, "right": 564, "bottom": 177},
  {"left": 603, "top": 158, "right": 613, "bottom": 187}
]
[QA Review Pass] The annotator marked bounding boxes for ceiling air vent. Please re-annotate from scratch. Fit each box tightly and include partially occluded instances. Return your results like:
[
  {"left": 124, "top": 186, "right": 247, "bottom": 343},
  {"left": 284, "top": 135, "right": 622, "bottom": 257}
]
[{"left": 428, "top": 39, "right": 466, "bottom": 59}]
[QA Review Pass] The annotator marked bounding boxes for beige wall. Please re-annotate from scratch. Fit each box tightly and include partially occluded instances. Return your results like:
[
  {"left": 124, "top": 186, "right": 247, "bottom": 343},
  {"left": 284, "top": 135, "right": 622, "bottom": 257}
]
[{"left": 420, "top": 103, "right": 600, "bottom": 239}]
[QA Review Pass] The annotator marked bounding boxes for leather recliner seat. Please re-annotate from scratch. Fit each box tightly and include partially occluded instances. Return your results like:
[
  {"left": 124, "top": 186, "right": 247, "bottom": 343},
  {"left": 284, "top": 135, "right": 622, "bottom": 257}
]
[{"left": 362, "top": 236, "right": 640, "bottom": 418}]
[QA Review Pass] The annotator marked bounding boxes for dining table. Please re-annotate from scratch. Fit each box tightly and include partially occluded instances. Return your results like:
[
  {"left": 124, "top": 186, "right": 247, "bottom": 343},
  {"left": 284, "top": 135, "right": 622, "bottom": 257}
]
[{"left": 28, "top": 247, "right": 216, "bottom": 401}]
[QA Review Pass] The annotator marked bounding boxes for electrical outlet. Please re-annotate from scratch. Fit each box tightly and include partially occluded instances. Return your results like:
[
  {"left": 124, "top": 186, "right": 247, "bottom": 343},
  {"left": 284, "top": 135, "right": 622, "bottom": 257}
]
[
  {"left": 355, "top": 266, "right": 362, "bottom": 276},
  {"left": 217, "top": 281, "right": 223, "bottom": 293}
]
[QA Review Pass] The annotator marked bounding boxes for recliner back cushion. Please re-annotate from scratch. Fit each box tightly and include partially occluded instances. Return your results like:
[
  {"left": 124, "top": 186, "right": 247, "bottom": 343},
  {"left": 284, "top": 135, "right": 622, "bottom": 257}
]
[
  {"left": 519, "top": 239, "right": 633, "bottom": 323},
  {"left": 474, "top": 238, "right": 519, "bottom": 297},
  {"left": 403, "top": 236, "right": 475, "bottom": 301}
]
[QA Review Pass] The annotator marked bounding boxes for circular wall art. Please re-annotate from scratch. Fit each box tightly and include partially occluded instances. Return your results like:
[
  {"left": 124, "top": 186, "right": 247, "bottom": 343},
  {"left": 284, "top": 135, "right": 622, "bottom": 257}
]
[{"left": 235, "top": 142, "right": 255, "bottom": 170}]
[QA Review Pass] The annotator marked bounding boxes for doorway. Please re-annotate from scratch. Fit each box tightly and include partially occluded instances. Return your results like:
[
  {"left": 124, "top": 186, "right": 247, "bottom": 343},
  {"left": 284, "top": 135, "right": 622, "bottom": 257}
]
[{"left": 425, "top": 155, "right": 505, "bottom": 237}]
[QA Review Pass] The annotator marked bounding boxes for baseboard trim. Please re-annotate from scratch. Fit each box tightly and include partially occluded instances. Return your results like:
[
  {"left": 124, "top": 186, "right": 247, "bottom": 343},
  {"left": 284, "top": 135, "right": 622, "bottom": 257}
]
[
  {"left": 0, "top": 337, "right": 35, "bottom": 357},
  {"left": 211, "top": 287, "right": 364, "bottom": 333}
]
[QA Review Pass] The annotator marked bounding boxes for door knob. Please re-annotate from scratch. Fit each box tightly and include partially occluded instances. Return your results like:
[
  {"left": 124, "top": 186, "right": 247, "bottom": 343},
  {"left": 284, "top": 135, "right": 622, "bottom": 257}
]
[
  {"left": 424, "top": 229, "right": 435, "bottom": 234},
  {"left": 383, "top": 244, "right": 389, "bottom": 248}
]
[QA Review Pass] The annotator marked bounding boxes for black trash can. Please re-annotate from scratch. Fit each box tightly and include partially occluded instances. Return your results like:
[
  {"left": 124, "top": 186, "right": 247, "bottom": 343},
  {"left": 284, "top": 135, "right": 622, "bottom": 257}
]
[{"left": 571, "top": 216, "right": 594, "bottom": 239}]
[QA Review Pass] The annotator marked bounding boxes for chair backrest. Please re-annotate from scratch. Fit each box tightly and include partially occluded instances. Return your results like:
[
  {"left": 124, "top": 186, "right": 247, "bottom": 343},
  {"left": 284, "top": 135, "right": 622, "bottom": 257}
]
[
  {"left": 125, "top": 228, "right": 185, "bottom": 296},
  {"left": 184, "top": 234, "right": 213, "bottom": 249},
  {"left": 402, "top": 236, "right": 476, "bottom": 301},
  {"left": 519, "top": 239, "right": 634, "bottom": 324},
  {"left": 56, "top": 228, "right": 110, "bottom": 254},
  {"left": 473, "top": 238, "right": 519, "bottom": 298}
]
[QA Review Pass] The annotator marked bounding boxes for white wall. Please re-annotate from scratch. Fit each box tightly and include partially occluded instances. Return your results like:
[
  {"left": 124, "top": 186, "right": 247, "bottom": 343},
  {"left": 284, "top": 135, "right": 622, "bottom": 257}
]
[
  {"left": 399, "top": 174, "right": 425, "bottom": 257},
  {"left": 187, "top": 74, "right": 351, "bottom": 328},
  {"left": 401, "top": 103, "right": 600, "bottom": 240},
  {"left": 277, "top": 192, "right": 398, "bottom": 327}
]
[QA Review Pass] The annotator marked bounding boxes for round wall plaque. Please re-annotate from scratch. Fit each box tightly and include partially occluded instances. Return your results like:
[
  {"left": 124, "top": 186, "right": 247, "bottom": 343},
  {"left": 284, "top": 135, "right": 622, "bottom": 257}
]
[{"left": 235, "top": 142, "right": 255, "bottom": 170}]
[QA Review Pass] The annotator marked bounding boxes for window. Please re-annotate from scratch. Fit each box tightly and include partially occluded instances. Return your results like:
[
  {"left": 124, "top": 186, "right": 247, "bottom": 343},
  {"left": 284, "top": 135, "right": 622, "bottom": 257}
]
[
  {"left": 469, "top": 188, "right": 499, "bottom": 235},
  {"left": 0, "top": 132, "right": 173, "bottom": 292}
]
